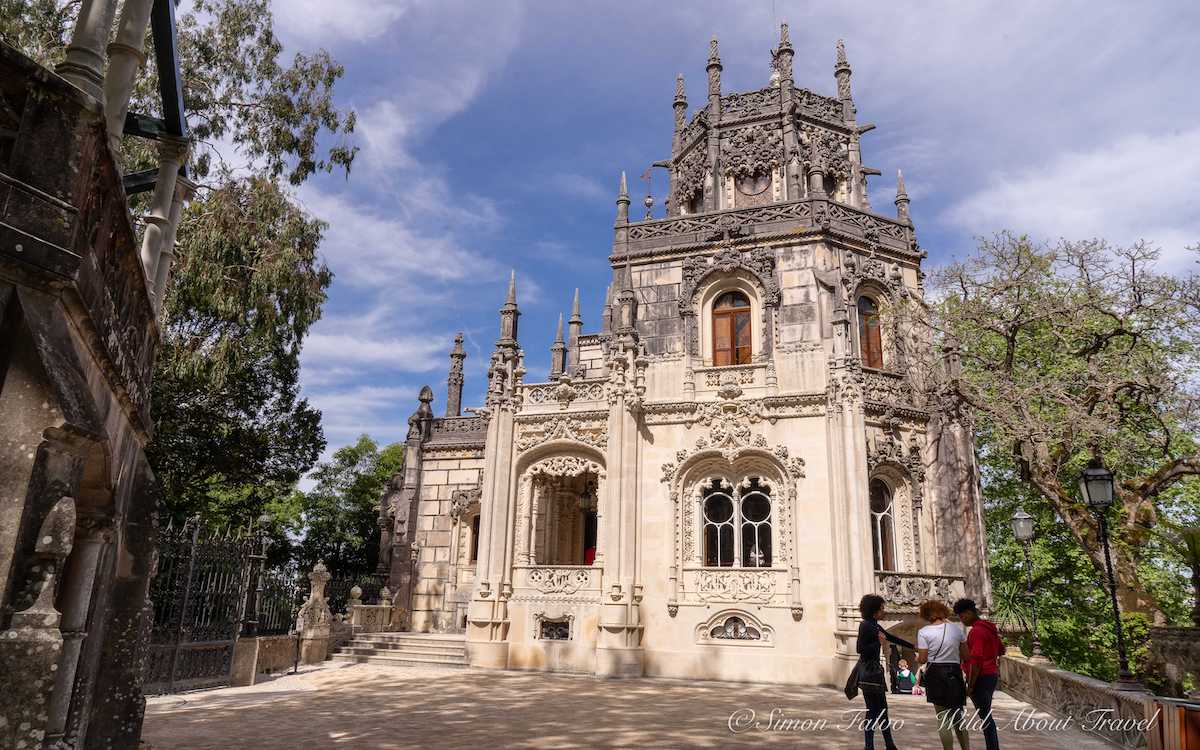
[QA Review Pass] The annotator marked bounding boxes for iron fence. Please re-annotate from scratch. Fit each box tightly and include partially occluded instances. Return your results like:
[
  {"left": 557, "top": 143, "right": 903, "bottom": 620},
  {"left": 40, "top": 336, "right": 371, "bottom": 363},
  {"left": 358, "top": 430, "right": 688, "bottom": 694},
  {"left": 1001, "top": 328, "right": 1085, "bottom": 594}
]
[
  {"left": 257, "top": 565, "right": 306, "bottom": 636},
  {"left": 142, "top": 520, "right": 254, "bottom": 694},
  {"left": 326, "top": 573, "right": 385, "bottom": 615}
]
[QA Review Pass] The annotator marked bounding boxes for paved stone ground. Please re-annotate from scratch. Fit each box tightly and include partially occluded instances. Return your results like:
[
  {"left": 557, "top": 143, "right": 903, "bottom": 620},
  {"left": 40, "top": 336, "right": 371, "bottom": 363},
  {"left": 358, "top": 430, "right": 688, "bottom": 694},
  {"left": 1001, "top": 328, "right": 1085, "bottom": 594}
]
[{"left": 142, "top": 663, "right": 1113, "bottom": 749}]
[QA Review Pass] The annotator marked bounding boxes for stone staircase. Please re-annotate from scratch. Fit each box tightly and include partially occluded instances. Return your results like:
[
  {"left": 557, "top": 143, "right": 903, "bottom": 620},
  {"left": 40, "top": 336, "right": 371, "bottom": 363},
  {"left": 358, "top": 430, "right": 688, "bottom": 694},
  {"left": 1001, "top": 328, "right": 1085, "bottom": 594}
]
[{"left": 331, "top": 632, "right": 467, "bottom": 669}]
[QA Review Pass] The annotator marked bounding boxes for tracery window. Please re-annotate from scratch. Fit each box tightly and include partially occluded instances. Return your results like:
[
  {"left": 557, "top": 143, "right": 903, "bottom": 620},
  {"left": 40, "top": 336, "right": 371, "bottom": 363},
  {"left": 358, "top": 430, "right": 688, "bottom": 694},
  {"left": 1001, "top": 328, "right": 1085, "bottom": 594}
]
[
  {"left": 870, "top": 479, "right": 896, "bottom": 571},
  {"left": 702, "top": 477, "right": 773, "bottom": 568},
  {"left": 858, "top": 295, "right": 883, "bottom": 369},
  {"left": 712, "top": 291, "right": 752, "bottom": 366}
]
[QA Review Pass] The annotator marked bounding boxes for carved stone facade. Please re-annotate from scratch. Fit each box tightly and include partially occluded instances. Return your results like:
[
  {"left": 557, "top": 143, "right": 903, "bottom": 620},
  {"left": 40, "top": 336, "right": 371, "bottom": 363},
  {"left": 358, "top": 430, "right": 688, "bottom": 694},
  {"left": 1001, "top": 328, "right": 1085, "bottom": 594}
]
[
  {"left": 0, "top": 39, "right": 165, "bottom": 748},
  {"left": 380, "top": 26, "right": 989, "bottom": 686}
]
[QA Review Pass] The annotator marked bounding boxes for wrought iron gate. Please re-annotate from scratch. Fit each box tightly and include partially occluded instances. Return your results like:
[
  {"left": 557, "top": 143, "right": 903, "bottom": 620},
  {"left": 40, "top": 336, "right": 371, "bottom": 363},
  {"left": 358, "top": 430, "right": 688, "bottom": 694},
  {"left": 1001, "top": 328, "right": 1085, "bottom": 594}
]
[{"left": 142, "top": 519, "right": 253, "bottom": 694}]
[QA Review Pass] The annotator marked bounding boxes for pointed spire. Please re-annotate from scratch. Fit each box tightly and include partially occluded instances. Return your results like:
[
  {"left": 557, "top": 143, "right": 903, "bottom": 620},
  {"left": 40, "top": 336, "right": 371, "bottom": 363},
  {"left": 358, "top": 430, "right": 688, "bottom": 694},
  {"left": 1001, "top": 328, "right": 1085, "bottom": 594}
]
[
  {"left": 774, "top": 22, "right": 794, "bottom": 84},
  {"left": 674, "top": 73, "right": 686, "bottom": 103},
  {"left": 707, "top": 35, "right": 722, "bottom": 98},
  {"left": 673, "top": 73, "right": 688, "bottom": 133},
  {"left": 567, "top": 288, "right": 583, "bottom": 374},
  {"left": 446, "top": 332, "right": 466, "bottom": 417},
  {"left": 834, "top": 39, "right": 854, "bottom": 109},
  {"left": 894, "top": 169, "right": 911, "bottom": 223},
  {"left": 549, "top": 312, "right": 567, "bottom": 378},
  {"left": 615, "top": 171, "right": 630, "bottom": 224},
  {"left": 498, "top": 271, "right": 520, "bottom": 347},
  {"left": 570, "top": 288, "right": 582, "bottom": 323}
]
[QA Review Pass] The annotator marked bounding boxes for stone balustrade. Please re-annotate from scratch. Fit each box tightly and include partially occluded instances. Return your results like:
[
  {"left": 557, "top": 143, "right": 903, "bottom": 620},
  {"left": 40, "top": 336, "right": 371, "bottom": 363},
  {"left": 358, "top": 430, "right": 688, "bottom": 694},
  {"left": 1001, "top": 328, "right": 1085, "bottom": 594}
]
[
  {"left": 874, "top": 571, "right": 966, "bottom": 612},
  {"left": 999, "top": 656, "right": 1161, "bottom": 749}
]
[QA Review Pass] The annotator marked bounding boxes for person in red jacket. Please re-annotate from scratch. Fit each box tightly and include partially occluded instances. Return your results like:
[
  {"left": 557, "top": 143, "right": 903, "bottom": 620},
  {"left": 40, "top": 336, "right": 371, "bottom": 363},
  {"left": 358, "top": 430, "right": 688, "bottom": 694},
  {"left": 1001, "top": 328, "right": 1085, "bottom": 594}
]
[{"left": 954, "top": 598, "right": 1005, "bottom": 750}]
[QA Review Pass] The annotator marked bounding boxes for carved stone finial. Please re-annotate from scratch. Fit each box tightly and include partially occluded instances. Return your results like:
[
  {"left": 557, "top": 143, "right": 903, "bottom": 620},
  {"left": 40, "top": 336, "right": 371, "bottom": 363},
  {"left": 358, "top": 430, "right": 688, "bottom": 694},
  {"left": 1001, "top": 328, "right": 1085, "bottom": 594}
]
[
  {"left": 708, "top": 36, "right": 721, "bottom": 66},
  {"left": 446, "top": 332, "right": 466, "bottom": 417},
  {"left": 707, "top": 36, "right": 722, "bottom": 98},
  {"left": 570, "top": 288, "right": 581, "bottom": 322},
  {"left": 616, "top": 171, "right": 630, "bottom": 224},
  {"left": 674, "top": 73, "right": 686, "bottom": 104},
  {"left": 505, "top": 269, "right": 517, "bottom": 305},
  {"left": 895, "top": 169, "right": 911, "bottom": 223},
  {"left": 835, "top": 39, "right": 853, "bottom": 104},
  {"left": 780, "top": 22, "right": 792, "bottom": 50},
  {"left": 550, "top": 313, "right": 566, "bottom": 378}
]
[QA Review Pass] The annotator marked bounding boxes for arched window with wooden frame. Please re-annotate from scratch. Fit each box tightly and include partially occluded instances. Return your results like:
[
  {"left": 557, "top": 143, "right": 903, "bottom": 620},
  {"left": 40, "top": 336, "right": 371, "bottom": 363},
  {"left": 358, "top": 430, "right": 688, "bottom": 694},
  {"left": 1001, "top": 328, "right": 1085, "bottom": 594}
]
[
  {"left": 712, "top": 291, "right": 752, "bottom": 365},
  {"left": 858, "top": 295, "right": 884, "bottom": 369},
  {"left": 869, "top": 479, "right": 896, "bottom": 571}
]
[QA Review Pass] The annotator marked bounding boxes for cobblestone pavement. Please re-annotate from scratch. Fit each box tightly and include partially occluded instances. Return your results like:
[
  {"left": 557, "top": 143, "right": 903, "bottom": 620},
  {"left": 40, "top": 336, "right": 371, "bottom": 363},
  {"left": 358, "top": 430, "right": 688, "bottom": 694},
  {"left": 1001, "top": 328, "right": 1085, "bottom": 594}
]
[{"left": 142, "top": 662, "right": 1114, "bottom": 749}]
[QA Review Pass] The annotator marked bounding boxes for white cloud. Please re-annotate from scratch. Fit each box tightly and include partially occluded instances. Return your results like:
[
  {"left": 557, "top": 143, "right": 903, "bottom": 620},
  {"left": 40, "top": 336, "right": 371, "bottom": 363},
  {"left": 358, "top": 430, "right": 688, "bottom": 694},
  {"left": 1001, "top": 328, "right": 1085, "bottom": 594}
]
[
  {"left": 943, "top": 128, "right": 1200, "bottom": 267},
  {"left": 272, "top": 0, "right": 414, "bottom": 43}
]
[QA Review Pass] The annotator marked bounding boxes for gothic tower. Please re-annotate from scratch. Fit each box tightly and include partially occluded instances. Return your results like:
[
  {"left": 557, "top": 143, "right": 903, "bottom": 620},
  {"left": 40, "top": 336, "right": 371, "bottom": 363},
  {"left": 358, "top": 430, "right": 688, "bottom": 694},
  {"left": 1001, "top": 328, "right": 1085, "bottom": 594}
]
[{"left": 382, "top": 25, "right": 990, "bottom": 685}]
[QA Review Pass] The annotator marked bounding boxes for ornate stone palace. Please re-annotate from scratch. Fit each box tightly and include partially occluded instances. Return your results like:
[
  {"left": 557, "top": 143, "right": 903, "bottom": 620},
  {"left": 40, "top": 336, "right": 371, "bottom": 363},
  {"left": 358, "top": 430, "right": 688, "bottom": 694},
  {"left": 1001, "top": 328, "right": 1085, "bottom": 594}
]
[{"left": 379, "top": 26, "right": 990, "bottom": 684}]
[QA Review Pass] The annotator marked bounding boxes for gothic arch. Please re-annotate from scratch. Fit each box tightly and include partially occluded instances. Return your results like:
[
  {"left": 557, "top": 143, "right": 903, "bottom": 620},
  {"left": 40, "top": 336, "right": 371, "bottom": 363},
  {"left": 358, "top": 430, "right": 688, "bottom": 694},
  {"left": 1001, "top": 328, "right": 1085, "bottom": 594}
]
[
  {"left": 514, "top": 447, "right": 606, "bottom": 567},
  {"left": 679, "top": 246, "right": 781, "bottom": 358},
  {"left": 867, "top": 462, "right": 920, "bottom": 572}
]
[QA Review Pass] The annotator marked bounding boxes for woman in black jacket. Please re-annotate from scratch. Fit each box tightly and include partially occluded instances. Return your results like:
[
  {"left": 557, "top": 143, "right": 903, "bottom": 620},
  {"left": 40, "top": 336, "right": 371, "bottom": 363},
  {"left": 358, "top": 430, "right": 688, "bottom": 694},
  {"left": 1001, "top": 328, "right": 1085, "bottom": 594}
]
[{"left": 856, "top": 593, "right": 914, "bottom": 750}]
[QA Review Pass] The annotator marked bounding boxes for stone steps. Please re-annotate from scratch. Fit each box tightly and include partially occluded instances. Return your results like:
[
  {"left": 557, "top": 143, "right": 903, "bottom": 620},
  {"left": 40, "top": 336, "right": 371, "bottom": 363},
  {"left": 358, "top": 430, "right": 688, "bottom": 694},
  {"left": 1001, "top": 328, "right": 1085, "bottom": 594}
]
[{"left": 331, "top": 632, "right": 467, "bottom": 669}]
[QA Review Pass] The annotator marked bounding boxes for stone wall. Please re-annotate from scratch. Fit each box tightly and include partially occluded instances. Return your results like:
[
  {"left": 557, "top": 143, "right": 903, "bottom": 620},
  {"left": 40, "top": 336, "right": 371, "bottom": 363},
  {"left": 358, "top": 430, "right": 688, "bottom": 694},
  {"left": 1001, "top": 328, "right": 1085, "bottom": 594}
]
[
  {"left": 411, "top": 449, "right": 483, "bottom": 632},
  {"left": 0, "top": 41, "right": 161, "bottom": 749}
]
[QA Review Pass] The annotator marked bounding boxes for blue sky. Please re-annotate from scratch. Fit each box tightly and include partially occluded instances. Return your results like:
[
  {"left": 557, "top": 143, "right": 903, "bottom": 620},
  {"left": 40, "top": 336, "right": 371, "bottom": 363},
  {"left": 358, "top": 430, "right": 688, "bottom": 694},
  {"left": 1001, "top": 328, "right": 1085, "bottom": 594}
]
[{"left": 261, "top": 0, "right": 1200, "bottom": 458}]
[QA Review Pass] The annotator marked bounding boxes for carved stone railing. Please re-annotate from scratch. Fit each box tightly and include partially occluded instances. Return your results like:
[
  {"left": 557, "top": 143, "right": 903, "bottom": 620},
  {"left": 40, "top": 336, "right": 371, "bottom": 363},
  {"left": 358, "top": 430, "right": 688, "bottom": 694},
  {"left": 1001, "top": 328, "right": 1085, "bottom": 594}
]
[
  {"left": 625, "top": 197, "right": 913, "bottom": 255},
  {"left": 695, "top": 363, "right": 766, "bottom": 393},
  {"left": 514, "top": 565, "right": 601, "bottom": 599},
  {"left": 875, "top": 571, "right": 965, "bottom": 612},
  {"left": 1000, "top": 656, "right": 1160, "bottom": 749},
  {"left": 428, "top": 415, "right": 487, "bottom": 446},
  {"left": 521, "top": 378, "right": 607, "bottom": 411},
  {"left": 862, "top": 369, "right": 916, "bottom": 407}
]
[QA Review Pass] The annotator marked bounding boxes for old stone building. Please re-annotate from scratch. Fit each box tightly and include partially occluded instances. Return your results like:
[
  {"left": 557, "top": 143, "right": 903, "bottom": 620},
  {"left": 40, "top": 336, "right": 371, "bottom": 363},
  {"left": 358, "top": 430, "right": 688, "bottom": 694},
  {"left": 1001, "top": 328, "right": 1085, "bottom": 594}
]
[
  {"left": 380, "top": 26, "right": 990, "bottom": 685},
  {"left": 0, "top": 2, "right": 190, "bottom": 747}
]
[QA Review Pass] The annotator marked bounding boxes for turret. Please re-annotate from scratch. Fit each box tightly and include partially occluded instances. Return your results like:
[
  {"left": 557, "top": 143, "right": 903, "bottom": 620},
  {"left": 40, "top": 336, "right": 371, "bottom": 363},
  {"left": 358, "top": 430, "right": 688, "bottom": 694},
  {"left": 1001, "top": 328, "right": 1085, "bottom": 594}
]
[
  {"left": 673, "top": 74, "right": 687, "bottom": 133},
  {"left": 775, "top": 22, "right": 794, "bottom": 84},
  {"left": 498, "top": 270, "right": 520, "bottom": 348},
  {"left": 894, "top": 170, "right": 911, "bottom": 224},
  {"left": 445, "top": 333, "right": 466, "bottom": 417},
  {"left": 567, "top": 288, "right": 583, "bottom": 374},
  {"left": 549, "top": 313, "right": 567, "bottom": 379},
  {"left": 615, "top": 171, "right": 630, "bottom": 225},
  {"left": 835, "top": 39, "right": 855, "bottom": 119}
]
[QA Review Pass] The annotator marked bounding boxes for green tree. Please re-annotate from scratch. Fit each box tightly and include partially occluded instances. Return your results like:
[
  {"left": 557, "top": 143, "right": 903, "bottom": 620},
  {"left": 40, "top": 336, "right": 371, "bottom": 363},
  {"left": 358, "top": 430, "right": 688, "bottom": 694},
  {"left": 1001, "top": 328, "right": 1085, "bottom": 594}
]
[
  {"left": 932, "top": 233, "right": 1200, "bottom": 615},
  {"left": 0, "top": 1, "right": 358, "bottom": 527},
  {"left": 282, "top": 435, "right": 403, "bottom": 577}
]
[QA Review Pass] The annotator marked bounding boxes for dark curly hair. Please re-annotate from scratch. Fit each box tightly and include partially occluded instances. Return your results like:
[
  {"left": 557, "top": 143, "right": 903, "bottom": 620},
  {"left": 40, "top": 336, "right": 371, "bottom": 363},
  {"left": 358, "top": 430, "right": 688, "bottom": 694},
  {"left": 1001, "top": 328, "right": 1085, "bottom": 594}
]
[
  {"left": 859, "top": 593, "right": 885, "bottom": 619},
  {"left": 952, "top": 598, "right": 977, "bottom": 616}
]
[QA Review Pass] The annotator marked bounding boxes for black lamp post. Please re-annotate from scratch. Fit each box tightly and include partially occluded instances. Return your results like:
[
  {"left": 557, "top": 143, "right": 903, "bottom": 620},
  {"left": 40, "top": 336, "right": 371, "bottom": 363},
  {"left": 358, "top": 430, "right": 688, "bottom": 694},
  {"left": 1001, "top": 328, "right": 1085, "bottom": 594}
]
[
  {"left": 1009, "top": 507, "right": 1043, "bottom": 659},
  {"left": 1078, "top": 457, "right": 1144, "bottom": 691}
]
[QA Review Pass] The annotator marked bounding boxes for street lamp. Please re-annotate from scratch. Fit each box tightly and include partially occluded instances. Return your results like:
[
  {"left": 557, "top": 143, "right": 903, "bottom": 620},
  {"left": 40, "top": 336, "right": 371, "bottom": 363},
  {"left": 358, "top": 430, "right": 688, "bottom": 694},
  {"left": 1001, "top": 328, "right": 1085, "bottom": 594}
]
[
  {"left": 1009, "top": 507, "right": 1043, "bottom": 659},
  {"left": 1078, "top": 457, "right": 1143, "bottom": 691}
]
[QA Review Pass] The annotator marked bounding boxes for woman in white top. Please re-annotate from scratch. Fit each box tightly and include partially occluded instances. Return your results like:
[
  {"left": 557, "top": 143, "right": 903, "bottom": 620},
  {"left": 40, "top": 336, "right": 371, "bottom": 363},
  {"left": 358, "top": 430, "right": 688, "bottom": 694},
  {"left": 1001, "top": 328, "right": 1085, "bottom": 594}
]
[{"left": 916, "top": 600, "right": 971, "bottom": 750}]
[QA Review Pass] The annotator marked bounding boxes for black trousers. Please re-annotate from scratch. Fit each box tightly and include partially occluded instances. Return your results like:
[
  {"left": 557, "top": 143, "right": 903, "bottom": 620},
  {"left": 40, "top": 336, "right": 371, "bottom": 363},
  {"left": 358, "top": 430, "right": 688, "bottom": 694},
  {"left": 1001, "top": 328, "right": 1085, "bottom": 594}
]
[
  {"left": 970, "top": 674, "right": 1000, "bottom": 750},
  {"left": 862, "top": 689, "right": 896, "bottom": 750}
]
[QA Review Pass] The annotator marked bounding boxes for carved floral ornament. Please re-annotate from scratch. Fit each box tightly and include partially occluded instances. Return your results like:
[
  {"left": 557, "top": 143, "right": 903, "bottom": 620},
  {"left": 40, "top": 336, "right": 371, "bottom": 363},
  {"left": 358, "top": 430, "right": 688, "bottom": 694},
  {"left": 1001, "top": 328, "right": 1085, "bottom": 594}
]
[
  {"left": 842, "top": 251, "right": 908, "bottom": 300},
  {"left": 722, "top": 124, "right": 783, "bottom": 179},
  {"left": 798, "top": 123, "right": 850, "bottom": 179},
  {"left": 675, "top": 144, "right": 707, "bottom": 203},
  {"left": 449, "top": 486, "right": 481, "bottom": 524},
  {"left": 678, "top": 245, "right": 781, "bottom": 316},
  {"left": 695, "top": 610, "right": 775, "bottom": 646},
  {"left": 516, "top": 415, "right": 608, "bottom": 453},
  {"left": 526, "top": 454, "right": 605, "bottom": 480}
]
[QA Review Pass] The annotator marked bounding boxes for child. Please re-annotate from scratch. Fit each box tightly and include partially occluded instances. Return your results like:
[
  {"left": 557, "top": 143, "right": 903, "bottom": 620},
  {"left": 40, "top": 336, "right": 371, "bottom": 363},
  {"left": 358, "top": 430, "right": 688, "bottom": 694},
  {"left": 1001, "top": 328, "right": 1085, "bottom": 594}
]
[{"left": 895, "top": 659, "right": 916, "bottom": 694}]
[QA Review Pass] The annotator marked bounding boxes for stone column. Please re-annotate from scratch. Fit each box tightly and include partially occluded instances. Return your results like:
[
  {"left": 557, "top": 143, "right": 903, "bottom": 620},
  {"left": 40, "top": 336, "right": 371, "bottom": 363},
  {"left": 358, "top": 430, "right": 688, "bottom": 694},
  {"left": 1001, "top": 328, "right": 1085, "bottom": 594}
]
[
  {"left": 0, "top": 497, "right": 76, "bottom": 750},
  {"left": 297, "top": 562, "right": 333, "bottom": 663},
  {"left": 103, "top": 0, "right": 155, "bottom": 152},
  {"left": 55, "top": 0, "right": 119, "bottom": 101},
  {"left": 44, "top": 509, "right": 114, "bottom": 746},
  {"left": 467, "top": 399, "right": 517, "bottom": 667},
  {"left": 140, "top": 137, "right": 188, "bottom": 289},
  {"left": 596, "top": 349, "right": 645, "bottom": 677},
  {"left": 152, "top": 176, "right": 195, "bottom": 316}
]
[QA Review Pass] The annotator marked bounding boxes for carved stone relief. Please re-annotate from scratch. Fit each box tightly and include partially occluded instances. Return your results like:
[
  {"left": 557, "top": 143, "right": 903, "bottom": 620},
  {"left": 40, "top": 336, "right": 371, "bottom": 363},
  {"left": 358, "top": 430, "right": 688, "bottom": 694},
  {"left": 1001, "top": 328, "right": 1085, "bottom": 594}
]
[{"left": 722, "top": 125, "right": 783, "bottom": 179}]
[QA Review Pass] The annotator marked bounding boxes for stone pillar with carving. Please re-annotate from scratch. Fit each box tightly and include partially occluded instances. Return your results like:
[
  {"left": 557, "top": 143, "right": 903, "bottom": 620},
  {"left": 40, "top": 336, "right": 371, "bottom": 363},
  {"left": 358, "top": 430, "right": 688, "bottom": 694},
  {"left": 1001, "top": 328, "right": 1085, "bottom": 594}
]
[
  {"left": 467, "top": 276, "right": 523, "bottom": 668},
  {"left": 825, "top": 302, "right": 873, "bottom": 674},
  {"left": 0, "top": 496, "right": 76, "bottom": 750},
  {"left": 595, "top": 339, "right": 647, "bottom": 677},
  {"left": 297, "top": 562, "right": 333, "bottom": 663},
  {"left": 775, "top": 23, "right": 801, "bottom": 202},
  {"left": 44, "top": 507, "right": 114, "bottom": 745},
  {"left": 704, "top": 37, "right": 723, "bottom": 211},
  {"left": 390, "top": 386, "right": 432, "bottom": 613},
  {"left": 140, "top": 137, "right": 188, "bottom": 296},
  {"left": 446, "top": 332, "right": 466, "bottom": 417}
]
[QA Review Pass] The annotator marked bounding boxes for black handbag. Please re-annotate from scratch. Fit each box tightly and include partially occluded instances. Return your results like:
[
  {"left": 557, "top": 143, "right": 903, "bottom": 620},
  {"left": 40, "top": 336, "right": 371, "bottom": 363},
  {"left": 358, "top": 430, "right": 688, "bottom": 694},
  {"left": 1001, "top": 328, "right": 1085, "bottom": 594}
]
[{"left": 857, "top": 658, "right": 887, "bottom": 694}]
